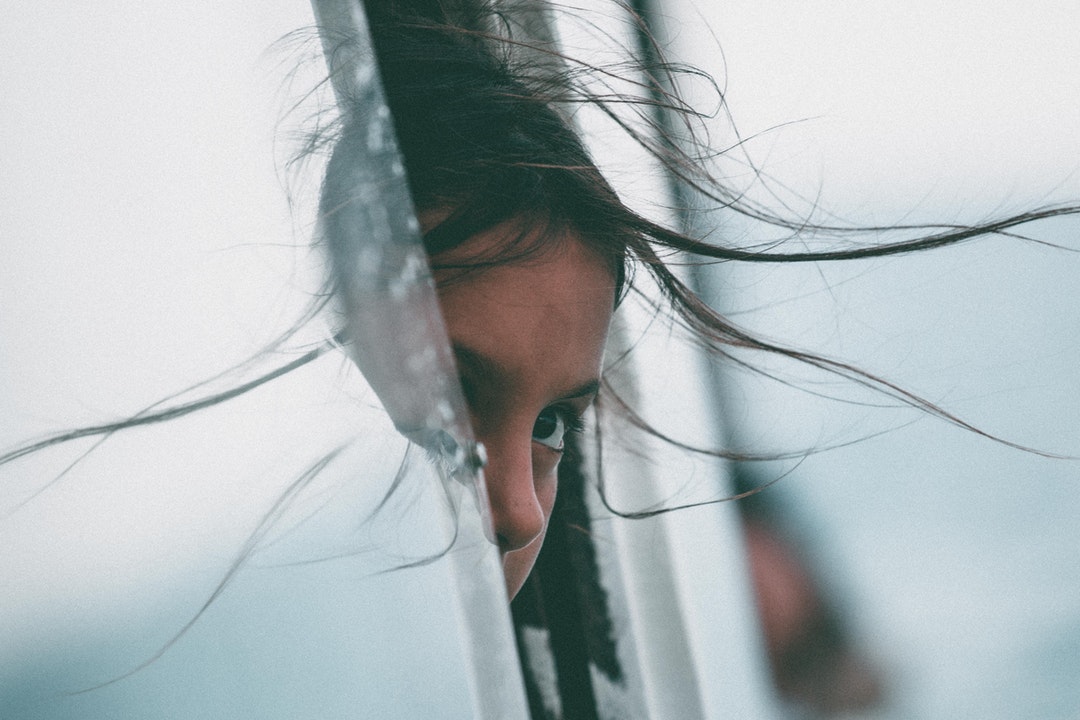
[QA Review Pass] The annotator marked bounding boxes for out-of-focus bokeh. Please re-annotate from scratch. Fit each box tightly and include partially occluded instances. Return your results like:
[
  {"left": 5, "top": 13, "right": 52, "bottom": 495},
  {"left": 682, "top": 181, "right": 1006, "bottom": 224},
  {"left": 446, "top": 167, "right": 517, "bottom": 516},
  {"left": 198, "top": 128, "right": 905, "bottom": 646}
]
[{"left": 662, "top": 1, "right": 1080, "bottom": 717}]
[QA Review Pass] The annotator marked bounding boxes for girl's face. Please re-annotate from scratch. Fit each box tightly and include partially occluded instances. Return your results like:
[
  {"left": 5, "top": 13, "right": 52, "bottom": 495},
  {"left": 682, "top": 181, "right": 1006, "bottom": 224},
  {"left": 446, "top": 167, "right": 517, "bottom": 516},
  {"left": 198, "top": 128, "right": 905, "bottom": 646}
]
[{"left": 433, "top": 225, "right": 615, "bottom": 598}]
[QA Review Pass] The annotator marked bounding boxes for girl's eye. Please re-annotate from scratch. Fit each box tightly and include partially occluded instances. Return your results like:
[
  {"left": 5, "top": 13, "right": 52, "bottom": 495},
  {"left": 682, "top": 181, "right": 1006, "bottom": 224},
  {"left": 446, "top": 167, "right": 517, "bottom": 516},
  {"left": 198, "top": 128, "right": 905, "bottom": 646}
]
[{"left": 532, "top": 407, "right": 568, "bottom": 450}]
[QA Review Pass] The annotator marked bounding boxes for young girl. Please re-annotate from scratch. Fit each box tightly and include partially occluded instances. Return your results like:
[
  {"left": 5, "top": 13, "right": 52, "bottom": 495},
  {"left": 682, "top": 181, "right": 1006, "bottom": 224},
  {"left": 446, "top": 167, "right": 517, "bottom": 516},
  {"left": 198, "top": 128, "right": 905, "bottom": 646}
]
[{"left": 2, "top": 1, "right": 1076, "bottom": 716}]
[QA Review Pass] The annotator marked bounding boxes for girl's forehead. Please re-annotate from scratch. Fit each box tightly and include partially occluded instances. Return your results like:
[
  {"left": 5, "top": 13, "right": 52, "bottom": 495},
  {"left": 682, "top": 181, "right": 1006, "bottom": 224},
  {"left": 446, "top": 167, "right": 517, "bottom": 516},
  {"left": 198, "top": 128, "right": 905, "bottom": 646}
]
[
  {"left": 428, "top": 217, "right": 620, "bottom": 289},
  {"left": 435, "top": 229, "right": 617, "bottom": 316},
  {"left": 435, "top": 231, "right": 615, "bottom": 396}
]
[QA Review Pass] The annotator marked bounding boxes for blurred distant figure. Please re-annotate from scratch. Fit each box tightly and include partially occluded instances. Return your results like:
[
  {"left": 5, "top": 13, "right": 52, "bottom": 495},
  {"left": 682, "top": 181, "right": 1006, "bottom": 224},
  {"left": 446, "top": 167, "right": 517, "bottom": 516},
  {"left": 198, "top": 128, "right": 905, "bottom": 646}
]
[{"left": 736, "top": 468, "right": 884, "bottom": 716}]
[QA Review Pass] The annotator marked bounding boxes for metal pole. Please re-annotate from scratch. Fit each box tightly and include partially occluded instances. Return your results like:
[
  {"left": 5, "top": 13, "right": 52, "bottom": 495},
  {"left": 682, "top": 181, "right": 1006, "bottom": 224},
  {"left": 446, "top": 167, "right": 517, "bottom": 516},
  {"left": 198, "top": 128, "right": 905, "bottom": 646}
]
[{"left": 308, "top": 2, "right": 529, "bottom": 717}]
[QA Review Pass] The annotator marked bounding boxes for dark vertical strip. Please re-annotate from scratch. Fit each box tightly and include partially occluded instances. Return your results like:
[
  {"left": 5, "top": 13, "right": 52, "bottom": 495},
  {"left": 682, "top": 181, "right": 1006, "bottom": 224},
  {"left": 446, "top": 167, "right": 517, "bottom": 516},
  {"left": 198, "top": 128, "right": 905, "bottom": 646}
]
[
  {"left": 512, "top": 431, "right": 628, "bottom": 719},
  {"left": 512, "top": 579, "right": 559, "bottom": 720},
  {"left": 627, "top": 0, "right": 697, "bottom": 235},
  {"left": 531, "top": 434, "right": 600, "bottom": 720},
  {"left": 548, "top": 435, "right": 622, "bottom": 685}
]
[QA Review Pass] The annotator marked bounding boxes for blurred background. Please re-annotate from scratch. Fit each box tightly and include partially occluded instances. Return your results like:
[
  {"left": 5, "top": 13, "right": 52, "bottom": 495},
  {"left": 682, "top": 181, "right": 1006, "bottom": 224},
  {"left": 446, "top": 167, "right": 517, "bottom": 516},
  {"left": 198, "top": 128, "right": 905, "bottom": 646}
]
[{"left": 660, "top": 1, "right": 1080, "bottom": 717}]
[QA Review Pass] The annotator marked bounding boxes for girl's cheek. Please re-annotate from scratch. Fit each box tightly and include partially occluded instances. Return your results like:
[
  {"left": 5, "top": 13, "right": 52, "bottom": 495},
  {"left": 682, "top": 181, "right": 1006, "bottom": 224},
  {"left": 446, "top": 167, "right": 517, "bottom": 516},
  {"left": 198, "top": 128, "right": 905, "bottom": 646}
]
[{"left": 530, "top": 451, "right": 560, "bottom": 519}]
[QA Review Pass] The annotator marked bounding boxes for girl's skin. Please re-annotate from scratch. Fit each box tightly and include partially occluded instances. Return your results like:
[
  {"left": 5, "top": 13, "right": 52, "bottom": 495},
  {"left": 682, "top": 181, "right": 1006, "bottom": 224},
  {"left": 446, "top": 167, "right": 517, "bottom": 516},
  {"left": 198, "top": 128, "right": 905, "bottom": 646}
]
[{"left": 433, "top": 223, "right": 616, "bottom": 598}]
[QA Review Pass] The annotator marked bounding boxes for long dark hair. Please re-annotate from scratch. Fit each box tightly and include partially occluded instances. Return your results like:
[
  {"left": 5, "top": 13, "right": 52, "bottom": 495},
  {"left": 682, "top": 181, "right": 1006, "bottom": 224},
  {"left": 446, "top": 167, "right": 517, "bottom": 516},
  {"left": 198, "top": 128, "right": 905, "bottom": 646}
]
[
  {"left": 341, "top": 0, "right": 1079, "bottom": 465},
  {"left": 3, "top": 0, "right": 1077, "bottom": 487}
]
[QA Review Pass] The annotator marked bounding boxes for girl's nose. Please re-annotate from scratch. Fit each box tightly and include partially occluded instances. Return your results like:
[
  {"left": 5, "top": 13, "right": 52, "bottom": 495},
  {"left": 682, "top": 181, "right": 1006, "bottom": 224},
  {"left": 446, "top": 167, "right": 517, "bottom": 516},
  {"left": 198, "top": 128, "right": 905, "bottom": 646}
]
[{"left": 483, "top": 437, "right": 545, "bottom": 552}]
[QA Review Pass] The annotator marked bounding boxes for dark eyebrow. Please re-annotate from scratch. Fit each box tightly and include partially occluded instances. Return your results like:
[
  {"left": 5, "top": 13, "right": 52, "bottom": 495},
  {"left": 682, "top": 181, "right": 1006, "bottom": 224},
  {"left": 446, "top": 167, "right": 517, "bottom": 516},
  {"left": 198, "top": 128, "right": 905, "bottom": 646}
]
[
  {"left": 451, "top": 343, "right": 600, "bottom": 402},
  {"left": 560, "top": 378, "right": 600, "bottom": 402}
]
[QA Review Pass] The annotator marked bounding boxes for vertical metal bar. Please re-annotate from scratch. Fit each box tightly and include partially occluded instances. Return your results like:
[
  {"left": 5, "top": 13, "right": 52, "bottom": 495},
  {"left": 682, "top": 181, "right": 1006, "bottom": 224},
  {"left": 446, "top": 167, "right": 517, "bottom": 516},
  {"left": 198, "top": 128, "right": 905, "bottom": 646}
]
[
  {"left": 308, "top": 2, "right": 529, "bottom": 717},
  {"left": 309, "top": 0, "right": 475, "bottom": 466}
]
